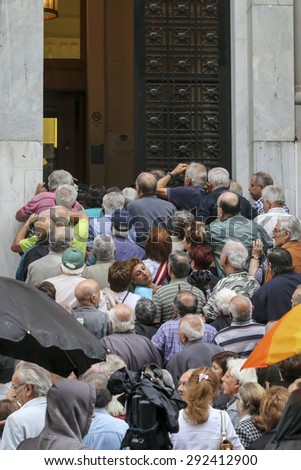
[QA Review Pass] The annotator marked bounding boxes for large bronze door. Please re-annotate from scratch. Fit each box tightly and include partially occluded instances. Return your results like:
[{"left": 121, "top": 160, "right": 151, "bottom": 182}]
[{"left": 135, "top": 0, "right": 231, "bottom": 173}]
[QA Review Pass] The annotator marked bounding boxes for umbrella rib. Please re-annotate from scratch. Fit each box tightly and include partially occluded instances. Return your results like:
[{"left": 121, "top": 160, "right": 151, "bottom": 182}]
[{"left": 63, "top": 350, "right": 78, "bottom": 375}]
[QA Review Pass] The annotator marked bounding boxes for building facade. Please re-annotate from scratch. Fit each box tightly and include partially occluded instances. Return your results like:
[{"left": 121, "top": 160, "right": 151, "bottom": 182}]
[{"left": 0, "top": 0, "right": 299, "bottom": 276}]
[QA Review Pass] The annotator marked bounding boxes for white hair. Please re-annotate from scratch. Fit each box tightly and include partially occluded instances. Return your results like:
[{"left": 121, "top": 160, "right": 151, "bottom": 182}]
[
  {"left": 109, "top": 305, "right": 134, "bottom": 333},
  {"left": 262, "top": 185, "right": 285, "bottom": 205},
  {"left": 208, "top": 167, "right": 230, "bottom": 187},
  {"left": 226, "top": 358, "right": 258, "bottom": 385},
  {"left": 185, "top": 162, "right": 207, "bottom": 188},
  {"left": 102, "top": 192, "right": 125, "bottom": 214},
  {"left": 215, "top": 288, "right": 236, "bottom": 316},
  {"left": 222, "top": 241, "right": 248, "bottom": 270},
  {"left": 179, "top": 314, "right": 204, "bottom": 341},
  {"left": 278, "top": 216, "right": 301, "bottom": 241}
]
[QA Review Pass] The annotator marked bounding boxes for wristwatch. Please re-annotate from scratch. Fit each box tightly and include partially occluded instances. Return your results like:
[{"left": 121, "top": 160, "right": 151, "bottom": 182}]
[{"left": 167, "top": 172, "right": 175, "bottom": 179}]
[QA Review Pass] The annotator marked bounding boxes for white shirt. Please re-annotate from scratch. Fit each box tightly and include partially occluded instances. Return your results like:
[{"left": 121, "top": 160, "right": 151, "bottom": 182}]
[
  {"left": 1, "top": 397, "right": 47, "bottom": 450},
  {"left": 170, "top": 406, "right": 244, "bottom": 450}
]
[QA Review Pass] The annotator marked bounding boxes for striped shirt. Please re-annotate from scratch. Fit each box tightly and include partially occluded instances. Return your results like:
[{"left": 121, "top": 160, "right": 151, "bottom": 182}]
[
  {"left": 213, "top": 320, "right": 265, "bottom": 357},
  {"left": 152, "top": 278, "right": 206, "bottom": 323}
]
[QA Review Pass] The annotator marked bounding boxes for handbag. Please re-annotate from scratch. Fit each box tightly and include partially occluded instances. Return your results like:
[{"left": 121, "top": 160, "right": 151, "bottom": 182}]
[{"left": 220, "top": 410, "right": 234, "bottom": 450}]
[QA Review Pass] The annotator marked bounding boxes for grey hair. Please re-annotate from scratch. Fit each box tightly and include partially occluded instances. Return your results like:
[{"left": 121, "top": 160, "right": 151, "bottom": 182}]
[
  {"left": 102, "top": 192, "right": 125, "bottom": 214},
  {"left": 179, "top": 314, "right": 204, "bottom": 341},
  {"left": 171, "top": 210, "right": 194, "bottom": 239},
  {"left": 97, "top": 355, "right": 126, "bottom": 377},
  {"left": 135, "top": 298, "right": 157, "bottom": 323},
  {"left": 14, "top": 361, "right": 52, "bottom": 396},
  {"left": 168, "top": 250, "right": 191, "bottom": 278},
  {"left": 185, "top": 162, "right": 207, "bottom": 188},
  {"left": 278, "top": 216, "right": 301, "bottom": 241},
  {"left": 84, "top": 372, "right": 111, "bottom": 409},
  {"left": 109, "top": 306, "right": 135, "bottom": 333},
  {"left": 208, "top": 167, "right": 230, "bottom": 187},
  {"left": 222, "top": 241, "right": 248, "bottom": 270},
  {"left": 214, "top": 288, "right": 236, "bottom": 316},
  {"left": 49, "top": 226, "right": 74, "bottom": 253},
  {"left": 55, "top": 184, "right": 78, "bottom": 210},
  {"left": 262, "top": 185, "right": 285, "bottom": 205},
  {"left": 122, "top": 187, "right": 138, "bottom": 205},
  {"left": 93, "top": 234, "right": 115, "bottom": 261},
  {"left": 226, "top": 358, "right": 258, "bottom": 385},
  {"left": 48, "top": 170, "right": 74, "bottom": 191}
]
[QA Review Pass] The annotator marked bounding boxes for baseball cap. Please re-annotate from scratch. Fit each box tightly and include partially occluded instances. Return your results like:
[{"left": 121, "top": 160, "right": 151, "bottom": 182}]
[
  {"left": 61, "top": 247, "right": 85, "bottom": 275},
  {"left": 111, "top": 209, "right": 133, "bottom": 232}
]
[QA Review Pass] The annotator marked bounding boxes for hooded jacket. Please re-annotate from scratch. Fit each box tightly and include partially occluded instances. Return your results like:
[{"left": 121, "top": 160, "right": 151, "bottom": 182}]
[{"left": 17, "top": 379, "right": 95, "bottom": 450}]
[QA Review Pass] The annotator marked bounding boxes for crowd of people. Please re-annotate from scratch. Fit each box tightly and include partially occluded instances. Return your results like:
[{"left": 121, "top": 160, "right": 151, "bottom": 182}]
[{"left": 1, "top": 163, "right": 301, "bottom": 450}]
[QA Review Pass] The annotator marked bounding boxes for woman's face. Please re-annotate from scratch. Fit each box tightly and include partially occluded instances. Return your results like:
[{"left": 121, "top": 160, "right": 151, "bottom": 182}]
[
  {"left": 212, "top": 361, "right": 224, "bottom": 382},
  {"left": 131, "top": 263, "right": 152, "bottom": 286}
]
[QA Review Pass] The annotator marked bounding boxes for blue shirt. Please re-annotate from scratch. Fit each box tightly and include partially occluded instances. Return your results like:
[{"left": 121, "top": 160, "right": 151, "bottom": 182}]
[{"left": 82, "top": 408, "right": 128, "bottom": 450}]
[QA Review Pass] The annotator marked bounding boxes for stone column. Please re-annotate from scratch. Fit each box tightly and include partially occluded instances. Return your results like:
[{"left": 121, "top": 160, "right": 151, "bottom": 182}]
[
  {"left": 232, "top": 0, "right": 296, "bottom": 214},
  {"left": 0, "top": 0, "right": 43, "bottom": 277}
]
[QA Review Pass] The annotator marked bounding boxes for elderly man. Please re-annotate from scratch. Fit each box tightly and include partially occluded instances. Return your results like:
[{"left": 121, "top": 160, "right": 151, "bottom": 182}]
[
  {"left": 83, "top": 234, "right": 115, "bottom": 288},
  {"left": 73, "top": 279, "right": 110, "bottom": 339},
  {"left": 15, "top": 169, "right": 82, "bottom": 222},
  {"left": 152, "top": 291, "right": 217, "bottom": 365},
  {"left": 248, "top": 171, "right": 289, "bottom": 215},
  {"left": 222, "top": 357, "right": 258, "bottom": 427},
  {"left": 272, "top": 215, "right": 301, "bottom": 274},
  {"left": 206, "top": 191, "right": 273, "bottom": 277},
  {"left": 99, "top": 304, "right": 163, "bottom": 371},
  {"left": 1, "top": 362, "right": 52, "bottom": 449},
  {"left": 166, "top": 314, "right": 223, "bottom": 387},
  {"left": 252, "top": 248, "right": 301, "bottom": 324},
  {"left": 134, "top": 298, "right": 160, "bottom": 339},
  {"left": 254, "top": 185, "right": 292, "bottom": 238},
  {"left": 152, "top": 251, "right": 206, "bottom": 323},
  {"left": 88, "top": 191, "right": 137, "bottom": 245},
  {"left": 111, "top": 209, "right": 146, "bottom": 261},
  {"left": 197, "top": 167, "right": 256, "bottom": 223},
  {"left": 156, "top": 162, "right": 208, "bottom": 216},
  {"left": 26, "top": 225, "right": 74, "bottom": 286},
  {"left": 203, "top": 241, "right": 260, "bottom": 323},
  {"left": 213, "top": 294, "right": 265, "bottom": 357},
  {"left": 44, "top": 247, "right": 86, "bottom": 308},
  {"left": 127, "top": 172, "right": 176, "bottom": 246},
  {"left": 82, "top": 372, "right": 129, "bottom": 450}
]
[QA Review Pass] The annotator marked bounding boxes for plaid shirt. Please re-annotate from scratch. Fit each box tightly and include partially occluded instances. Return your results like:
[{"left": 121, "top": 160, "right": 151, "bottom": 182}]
[
  {"left": 151, "top": 317, "right": 217, "bottom": 365},
  {"left": 255, "top": 197, "right": 289, "bottom": 215},
  {"left": 235, "top": 416, "right": 262, "bottom": 449}
]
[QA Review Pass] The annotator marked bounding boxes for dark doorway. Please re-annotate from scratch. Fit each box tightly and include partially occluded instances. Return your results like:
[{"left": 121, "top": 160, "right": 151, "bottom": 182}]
[
  {"left": 43, "top": 92, "right": 86, "bottom": 183},
  {"left": 135, "top": 0, "right": 231, "bottom": 173}
]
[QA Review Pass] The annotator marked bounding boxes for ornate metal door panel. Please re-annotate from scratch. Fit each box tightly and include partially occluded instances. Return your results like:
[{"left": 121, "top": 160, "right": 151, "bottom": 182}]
[{"left": 135, "top": 0, "right": 231, "bottom": 172}]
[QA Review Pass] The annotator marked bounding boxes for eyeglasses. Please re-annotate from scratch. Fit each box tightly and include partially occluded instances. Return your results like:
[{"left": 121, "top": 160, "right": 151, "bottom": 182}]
[{"left": 11, "top": 383, "right": 26, "bottom": 392}]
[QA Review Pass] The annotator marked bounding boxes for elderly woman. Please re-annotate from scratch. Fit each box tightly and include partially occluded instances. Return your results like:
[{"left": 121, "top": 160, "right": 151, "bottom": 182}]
[
  {"left": 249, "top": 386, "right": 289, "bottom": 450},
  {"left": 170, "top": 367, "right": 244, "bottom": 450},
  {"left": 235, "top": 382, "right": 265, "bottom": 449}
]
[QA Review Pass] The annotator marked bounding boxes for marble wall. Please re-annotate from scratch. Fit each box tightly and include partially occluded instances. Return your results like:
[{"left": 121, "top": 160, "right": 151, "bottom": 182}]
[
  {"left": 0, "top": 0, "right": 43, "bottom": 277},
  {"left": 232, "top": 0, "right": 297, "bottom": 215}
]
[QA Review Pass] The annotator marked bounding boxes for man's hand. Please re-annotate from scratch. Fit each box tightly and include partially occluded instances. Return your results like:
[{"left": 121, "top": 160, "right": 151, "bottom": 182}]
[
  {"left": 35, "top": 182, "right": 47, "bottom": 194},
  {"left": 171, "top": 163, "right": 189, "bottom": 177}
]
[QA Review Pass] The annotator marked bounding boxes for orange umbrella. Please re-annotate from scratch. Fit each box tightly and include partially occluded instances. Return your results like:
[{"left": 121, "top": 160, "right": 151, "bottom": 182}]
[{"left": 242, "top": 304, "right": 301, "bottom": 369}]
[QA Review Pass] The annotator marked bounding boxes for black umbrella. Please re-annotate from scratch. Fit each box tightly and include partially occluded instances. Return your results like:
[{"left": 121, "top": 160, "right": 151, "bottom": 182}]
[{"left": 0, "top": 276, "right": 106, "bottom": 377}]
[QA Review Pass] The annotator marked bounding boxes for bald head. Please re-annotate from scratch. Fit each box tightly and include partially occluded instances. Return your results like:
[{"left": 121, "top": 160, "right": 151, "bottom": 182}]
[
  {"left": 229, "top": 294, "right": 252, "bottom": 322},
  {"left": 75, "top": 279, "right": 101, "bottom": 308},
  {"left": 179, "top": 314, "right": 204, "bottom": 344},
  {"left": 136, "top": 172, "right": 157, "bottom": 197},
  {"left": 109, "top": 304, "right": 134, "bottom": 332},
  {"left": 217, "top": 191, "right": 240, "bottom": 220}
]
